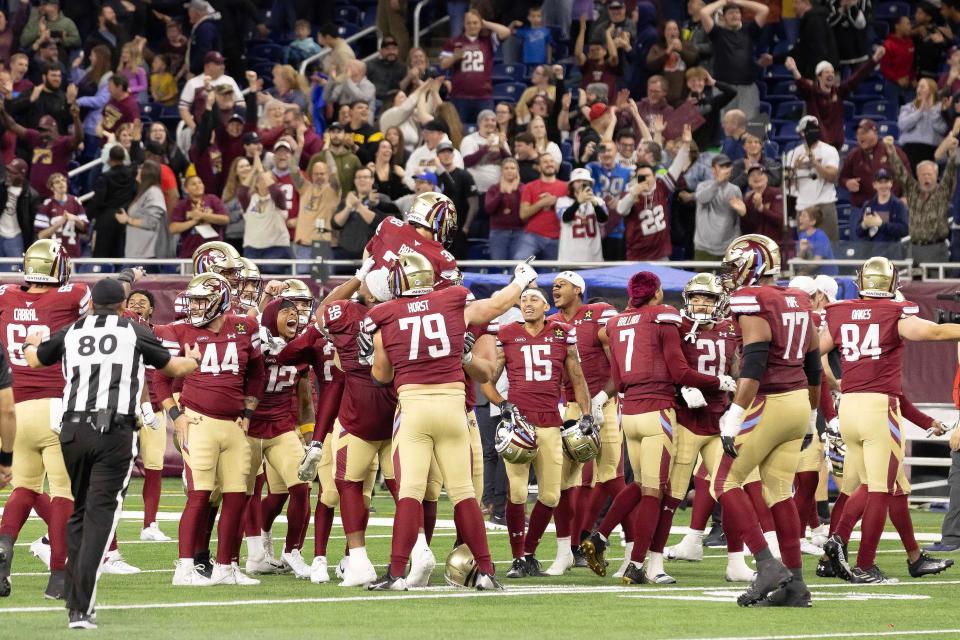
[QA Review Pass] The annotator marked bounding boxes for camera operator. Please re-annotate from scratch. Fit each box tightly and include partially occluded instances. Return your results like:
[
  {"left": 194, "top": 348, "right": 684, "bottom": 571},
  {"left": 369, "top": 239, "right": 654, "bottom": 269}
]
[{"left": 784, "top": 115, "right": 840, "bottom": 242}]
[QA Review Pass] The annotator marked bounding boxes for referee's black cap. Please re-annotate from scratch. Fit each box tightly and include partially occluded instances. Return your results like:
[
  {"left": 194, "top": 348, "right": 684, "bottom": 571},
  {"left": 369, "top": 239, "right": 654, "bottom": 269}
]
[{"left": 92, "top": 279, "right": 127, "bottom": 305}]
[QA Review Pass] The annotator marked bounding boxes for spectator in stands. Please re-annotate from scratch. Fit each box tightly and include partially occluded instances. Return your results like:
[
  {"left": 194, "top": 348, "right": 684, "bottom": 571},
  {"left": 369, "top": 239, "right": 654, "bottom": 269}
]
[
  {"left": 615, "top": 129, "right": 638, "bottom": 173},
  {"left": 485, "top": 157, "right": 524, "bottom": 261},
  {"left": 637, "top": 75, "right": 674, "bottom": 126},
  {"left": 646, "top": 20, "right": 698, "bottom": 104},
  {"left": 149, "top": 54, "right": 177, "bottom": 107},
  {"left": 87, "top": 146, "right": 134, "bottom": 257},
  {"left": 269, "top": 64, "right": 308, "bottom": 114},
  {"left": 528, "top": 115, "right": 562, "bottom": 163},
  {"left": 84, "top": 5, "right": 125, "bottom": 63},
  {"left": 829, "top": 0, "right": 870, "bottom": 68},
  {"left": 899, "top": 78, "right": 949, "bottom": 168},
  {"left": 243, "top": 166, "right": 292, "bottom": 271},
  {"left": 912, "top": 2, "right": 948, "bottom": 82},
  {"left": 787, "top": 0, "right": 838, "bottom": 80},
  {"left": 0, "top": 105, "right": 80, "bottom": 198},
  {"left": 576, "top": 103, "right": 615, "bottom": 166},
  {"left": 398, "top": 47, "right": 429, "bottom": 94},
  {"left": 700, "top": 0, "right": 769, "bottom": 118},
  {"left": 460, "top": 109, "right": 510, "bottom": 195},
  {"left": 742, "top": 163, "right": 783, "bottom": 240},
  {"left": 587, "top": 140, "right": 630, "bottom": 255},
  {"left": 28, "top": 37, "right": 67, "bottom": 86},
  {"left": 169, "top": 174, "right": 229, "bottom": 259},
  {"left": 367, "top": 37, "right": 406, "bottom": 103},
  {"left": 184, "top": 0, "right": 221, "bottom": 77},
  {"left": 326, "top": 60, "right": 376, "bottom": 120},
  {"left": 371, "top": 139, "right": 409, "bottom": 201},
  {"left": 332, "top": 166, "right": 400, "bottom": 259},
  {"left": 178, "top": 51, "right": 241, "bottom": 132},
  {"left": 434, "top": 140, "right": 477, "bottom": 250},
  {"left": 852, "top": 168, "right": 909, "bottom": 244},
  {"left": 117, "top": 38, "right": 146, "bottom": 103},
  {"left": 21, "top": 0, "right": 80, "bottom": 62},
  {"left": 269, "top": 137, "right": 302, "bottom": 233},
  {"left": 575, "top": 16, "right": 619, "bottom": 105},
  {"left": 72, "top": 44, "right": 112, "bottom": 155},
  {"left": 440, "top": 11, "right": 513, "bottom": 125},
  {"left": 98, "top": 73, "right": 139, "bottom": 140},
  {"left": 684, "top": 0, "right": 713, "bottom": 73},
  {"left": 513, "top": 132, "right": 541, "bottom": 183},
  {"left": 8, "top": 60, "right": 71, "bottom": 133},
  {"left": 694, "top": 153, "right": 743, "bottom": 260},
  {"left": 889, "top": 133, "right": 957, "bottom": 263},
  {"left": 318, "top": 22, "right": 355, "bottom": 78},
  {"left": 341, "top": 100, "right": 380, "bottom": 166},
  {"left": 155, "top": 19, "right": 187, "bottom": 79},
  {"left": 620, "top": 1, "right": 658, "bottom": 99},
  {"left": 518, "top": 152, "right": 565, "bottom": 259},
  {"left": 147, "top": 121, "right": 189, "bottom": 178},
  {"left": 718, "top": 109, "right": 754, "bottom": 160},
  {"left": 512, "top": 6, "right": 554, "bottom": 65},
  {"left": 730, "top": 126, "right": 781, "bottom": 190},
  {"left": 322, "top": 122, "right": 361, "bottom": 196},
  {"left": 516, "top": 65, "right": 557, "bottom": 126},
  {"left": 221, "top": 156, "right": 252, "bottom": 252},
  {"left": 293, "top": 160, "right": 339, "bottom": 270},
  {"left": 100, "top": 122, "right": 143, "bottom": 166},
  {"left": 0, "top": 0, "right": 29, "bottom": 68},
  {"left": 384, "top": 127, "right": 408, "bottom": 167},
  {"left": 288, "top": 19, "right": 322, "bottom": 61},
  {"left": 0, "top": 158, "right": 37, "bottom": 263},
  {"left": 796, "top": 207, "right": 837, "bottom": 275},
  {"left": 556, "top": 168, "right": 607, "bottom": 262},
  {"left": 114, "top": 160, "right": 166, "bottom": 260},
  {"left": 787, "top": 46, "right": 884, "bottom": 148},
  {"left": 785, "top": 115, "right": 840, "bottom": 241},
  {"left": 495, "top": 102, "right": 519, "bottom": 150},
  {"left": 380, "top": 79, "right": 439, "bottom": 156},
  {"left": 881, "top": 15, "right": 915, "bottom": 100},
  {"left": 392, "top": 171, "right": 430, "bottom": 214},
  {"left": 376, "top": 0, "right": 410, "bottom": 60},
  {"left": 684, "top": 66, "right": 736, "bottom": 149},
  {"left": 35, "top": 172, "right": 86, "bottom": 256},
  {"left": 9, "top": 52, "right": 31, "bottom": 95},
  {"left": 839, "top": 118, "right": 910, "bottom": 208},
  {"left": 404, "top": 119, "right": 462, "bottom": 189}
]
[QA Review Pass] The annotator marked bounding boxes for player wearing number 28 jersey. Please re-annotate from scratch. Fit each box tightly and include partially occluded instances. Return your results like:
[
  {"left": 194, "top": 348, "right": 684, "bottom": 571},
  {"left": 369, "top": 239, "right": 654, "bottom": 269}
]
[{"left": 0, "top": 239, "right": 88, "bottom": 600}]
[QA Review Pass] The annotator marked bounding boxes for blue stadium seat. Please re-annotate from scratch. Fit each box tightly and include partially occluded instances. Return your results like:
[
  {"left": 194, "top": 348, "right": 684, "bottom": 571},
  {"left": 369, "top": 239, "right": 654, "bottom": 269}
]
[
  {"left": 757, "top": 101, "right": 772, "bottom": 116},
  {"left": 361, "top": 9, "right": 377, "bottom": 27},
  {"left": 851, "top": 80, "right": 886, "bottom": 102},
  {"left": 843, "top": 101, "right": 855, "bottom": 121},
  {"left": 875, "top": 1, "right": 910, "bottom": 21},
  {"left": 773, "top": 100, "right": 804, "bottom": 122},
  {"left": 492, "top": 81, "right": 527, "bottom": 102},
  {"left": 877, "top": 122, "right": 899, "bottom": 138},
  {"left": 844, "top": 121, "right": 858, "bottom": 140},
  {"left": 561, "top": 139, "right": 573, "bottom": 162},
  {"left": 247, "top": 42, "right": 286, "bottom": 62},
  {"left": 336, "top": 6, "right": 361, "bottom": 24},
  {"left": 559, "top": 160, "right": 572, "bottom": 181},
  {"left": 856, "top": 100, "right": 894, "bottom": 121},
  {"left": 837, "top": 204, "right": 853, "bottom": 225},
  {"left": 770, "top": 80, "right": 798, "bottom": 97},
  {"left": 493, "top": 63, "right": 525, "bottom": 82},
  {"left": 777, "top": 122, "right": 800, "bottom": 138},
  {"left": 839, "top": 224, "right": 851, "bottom": 241},
  {"left": 765, "top": 64, "right": 792, "bottom": 81},
  {"left": 337, "top": 24, "right": 359, "bottom": 38}
]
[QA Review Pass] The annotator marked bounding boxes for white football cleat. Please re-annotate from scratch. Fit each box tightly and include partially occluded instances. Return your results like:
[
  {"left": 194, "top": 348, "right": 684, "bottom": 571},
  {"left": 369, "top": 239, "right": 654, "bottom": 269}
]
[
  {"left": 406, "top": 542, "right": 436, "bottom": 587},
  {"left": 340, "top": 556, "right": 378, "bottom": 587},
  {"left": 645, "top": 570, "right": 676, "bottom": 584},
  {"left": 725, "top": 558, "right": 756, "bottom": 582},
  {"left": 335, "top": 556, "right": 348, "bottom": 579},
  {"left": 281, "top": 549, "right": 311, "bottom": 580},
  {"left": 245, "top": 550, "right": 285, "bottom": 575},
  {"left": 310, "top": 556, "right": 330, "bottom": 584},
  {"left": 101, "top": 550, "right": 140, "bottom": 574},
  {"left": 210, "top": 562, "right": 260, "bottom": 586},
  {"left": 545, "top": 546, "right": 574, "bottom": 576},
  {"left": 262, "top": 531, "right": 281, "bottom": 565},
  {"left": 809, "top": 524, "right": 829, "bottom": 548},
  {"left": 172, "top": 560, "right": 212, "bottom": 586},
  {"left": 29, "top": 537, "right": 51, "bottom": 569},
  {"left": 665, "top": 534, "right": 704, "bottom": 562},
  {"left": 140, "top": 523, "right": 171, "bottom": 542},
  {"left": 800, "top": 539, "right": 824, "bottom": 556},
  {"left": 613, "top": 542, "right": 635, "bottom": 578}
]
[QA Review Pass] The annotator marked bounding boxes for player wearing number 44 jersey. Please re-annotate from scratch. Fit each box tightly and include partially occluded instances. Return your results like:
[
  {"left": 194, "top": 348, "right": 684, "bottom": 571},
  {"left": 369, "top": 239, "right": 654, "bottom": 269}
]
[
  {"left": 364, "top": 253, "right": 540, "bottom": 591},
  {"left": 820, "top": 257, "right": 960, "bottom": 584},
  {"left": 0, "top": 239, "right": 89, "bottom": 601}
]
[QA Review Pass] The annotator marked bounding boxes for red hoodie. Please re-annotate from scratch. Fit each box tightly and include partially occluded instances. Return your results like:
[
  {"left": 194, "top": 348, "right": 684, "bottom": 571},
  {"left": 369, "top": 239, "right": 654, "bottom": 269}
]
[{"left": 880, "top": 34, "right": 915, "bottom": 84}]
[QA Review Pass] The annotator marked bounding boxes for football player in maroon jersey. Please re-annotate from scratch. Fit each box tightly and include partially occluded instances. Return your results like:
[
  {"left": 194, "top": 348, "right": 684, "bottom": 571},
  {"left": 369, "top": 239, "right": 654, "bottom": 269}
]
[
  {"left": 237, "top": 257, "right": 263, "bottom": 315},
  {"left": 545, "top": 270, "right": 619, "bottom": 576},
  {"left": 487, "top": 287, "right": 592, "bottom": 578},
  {"left": 192, "top": 241, "right": 244, "bottom": 303},
  {"left": 364, "top": 253, "right": 539, "bottom": 590},
  {"left": 580, "top": 271, "right": 732, "bottom": 585},
  {"left": 0, "top": 239, "right": 90, "bottom": 599},
  {"left": 819, "top": 257, "right": 959, "bottom": 584},
  {"left": 155, "top": 272, "right": 266, "bottom": 587},
  {"left": 714, "top": 234, "right": 821, "bottom": 607}
]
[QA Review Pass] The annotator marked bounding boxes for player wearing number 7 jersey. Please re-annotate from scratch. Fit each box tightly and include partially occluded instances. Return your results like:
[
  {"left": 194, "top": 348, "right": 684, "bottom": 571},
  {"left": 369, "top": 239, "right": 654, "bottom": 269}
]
[
  {"left": 0, "top": 239, "right": 88, "bottom": 600},
  {"left": 364, "top": 252, "right": 539, "bottom": 591},
  {"left": 820, "top": 256, "right": 960, "bottom": 584}
]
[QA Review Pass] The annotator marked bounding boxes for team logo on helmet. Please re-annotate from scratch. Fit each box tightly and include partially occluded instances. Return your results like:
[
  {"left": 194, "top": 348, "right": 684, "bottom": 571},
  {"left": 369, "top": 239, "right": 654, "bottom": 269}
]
[
  {"left": 495, "top": 411, "right": 538, "bottom": 464},
  {"left": 405, "top": 191, "right": 458, "bottom": 247},
  {"left": 390, "top": 252, "right": 435, "bottom": 297},
  {"left": 192, "top": 241, "right": 242, "bottom": 295},
  {"left": 719, "top": 234, "right": 781, "bottom": 292},
  {"left": 184, "top": 273, "right": 232, "bottom": 328},
  {"left": 561, "top": 419, "right": 601, "bottom": 463}
]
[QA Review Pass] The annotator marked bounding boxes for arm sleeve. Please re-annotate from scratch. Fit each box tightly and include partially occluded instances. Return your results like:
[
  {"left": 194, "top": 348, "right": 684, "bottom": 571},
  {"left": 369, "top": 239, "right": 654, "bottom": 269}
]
[
  {"left": 276, "top": 324, "right": 318, "bottom": 366},
  {"left": 36, "top": 326, "right": 68, "bottom": 366},
  {"left": 820, "top": 376, "right": 837, "bottom": 421},
  {"left": 312, "top": 368, "right": 344, "bottom": 440},
  {"left": 661, "top": 324, "right": 720, "bottom": 388},
  {"left": 899, "top": 394, "right": 935, "bottom": 429},
  {"left": 133, "top": 323, "right": 173, "bottom": 370},
  {"left": 560, "top": 200, "right": 580, "bottom": 222},
  {"left": 0, "top": 349, "right": 11, "bottom": 390}
]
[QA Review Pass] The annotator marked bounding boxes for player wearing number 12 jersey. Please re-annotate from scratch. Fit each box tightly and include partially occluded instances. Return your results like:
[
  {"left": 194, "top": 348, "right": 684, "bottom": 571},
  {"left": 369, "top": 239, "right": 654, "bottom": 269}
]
[{"left": 0, "top": 239, "right": 89, "bottom": 600}]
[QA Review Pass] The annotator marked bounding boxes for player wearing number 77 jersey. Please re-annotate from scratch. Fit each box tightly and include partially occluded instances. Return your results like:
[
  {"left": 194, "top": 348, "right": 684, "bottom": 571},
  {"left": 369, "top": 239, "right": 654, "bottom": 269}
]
[
  {"left": 0, "top": 239, "right": 89, "bottom": 601},
  {"left": 364, "top": 253, "right": 540, "bottom": 591},
  {"left": 820, "top": 256, "right": 960, "bottom": 584}
]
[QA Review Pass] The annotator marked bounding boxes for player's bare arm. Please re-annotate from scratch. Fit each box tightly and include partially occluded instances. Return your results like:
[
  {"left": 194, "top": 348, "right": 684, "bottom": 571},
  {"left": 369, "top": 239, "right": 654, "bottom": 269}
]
[
  {"left": 464, "top": 262, "right": 538, "bottom": 326},
  {"left": 564, "top": 345, "right": 591, "bottom": 416},
  {"left": 899, "top": 315, "right": 960, "bottom": 342},
  {"left": 371, "top": 330, "right": 394, "bottom": 384},
  {"left": 730, "top": 314, "right": 770, "bottom": 411},
  {"left": 463, "top": 333, "right": 497, "bottom": 384}
]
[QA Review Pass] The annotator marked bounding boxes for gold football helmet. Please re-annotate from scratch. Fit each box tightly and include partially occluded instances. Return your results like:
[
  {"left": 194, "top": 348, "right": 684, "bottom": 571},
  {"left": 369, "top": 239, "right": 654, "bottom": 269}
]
[
  {"left": 561, "top": 419, "right": 601, "bottom": 463},
  {"left": 495, "top": 411, "right": 538, "bottom": 464},
  {"left": 280, "top": 278, "right": 314, "bottom": 326},
  {"left": 719, "top": 234, "right": 781, "bottom": 291},
  {"left": 238, "top": 257, "right": 263, "bottom": 310},
  {"left": 23, "top": 239, "right": 70, "bottom": 285},
  {"left": 856, "top": 256, "right": 898, "bottom": 299},
  {"left": 184, "top": 273, "right": 232, "bottom": 327},
  {"left": 682, "top": 272, "right": 728, "bottom": 322},
  {"left": 390, "top": 252, "right": 435, "bottom": 297},
  {"left": 444, "top": 544, "right": 480, "bottom": 588},
  {"left": 192, "top": 241, "right": 242, "bottom": 295},
  {"left": 405, "top": 191, "right": 458, "bottom": 247},
  {"left": 173, "top": 289, "right": 189, "bottom": 320}
]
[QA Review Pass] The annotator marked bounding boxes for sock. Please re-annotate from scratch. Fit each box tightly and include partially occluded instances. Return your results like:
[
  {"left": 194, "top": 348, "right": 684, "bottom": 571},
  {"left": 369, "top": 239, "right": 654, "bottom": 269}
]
[
  {"left": 554, "top": 489, "right": 574, "bottom": 539},
  {"left": 555, "top": 536, "right": 571, "bottom": 559},
  {"left": 335, "top": 479, "right": 368, "bottom": 535},
  {"left": 142, "top": 469, "right": 162, "bottom": 528},
  {"left": 48, "top": 497, "right": 73, "bottom": 571},
  {"left": 770, "top": 499, "right": 803, "bottom": 570},
  {"left": 835, "top": 485, "right": 869, "bottom": 543},
  {"left": 577, "top": 486, "right": 607, "bottom": 540},
  {"left": 261, "top": 493, "right": 287, "bottom": 532},
  {"left": 297, "top": 486, "right": 312, "bottom": 550},
  {"left": 728, "top": 550, "right": 747, "bottom": 569},
  {"left": 0, "top": 487, "right": 38, "bottom": 539},
  {"left": 597, "top": 483, "right": 642, "bottom": 539},
  {"left": 384, "top": 477, "right": 400, "bottom": 503},
  {"left": 314, "top": 503, "right": 334, "bottom": 557},
  {"left": 647, "top": 551, "right": 665, "bottom": 576},
  {"left": 627, "top": 495, "right": 662, "bottom": 563},
  {"left": 178, "top": 490, "right": 212, "bottom": 559},
  {"left": 216, "top": 492, "right": 246, "bottom": 565},
  {"left": 243, "top": 492, "right": 261, "bottom": 538},
  {"left": 246, "top": 534, "right": 264, "bottom": 558},
  {"left": 423, "top": 500, "right": 438, "bottom": 545},
  {"left": 650, "top": 496, "right": 682, "bottom": 554},
  {"left": 454, "top": 499, "right": 494, "bottom": 574},
  {"left": 506, "top": 502, "right": 526, "bottom": 559},
  {"left": 389, "top": 498, "right": 422, "bottom": 577},
  {"left": 817, "top": 500, "right": 831, "bottom": 524},
  {"left": 829, "top": 492, "right": 849, "bottom": 536},
  {"left": 690, "top": 472, "right": 716, "bottom": 531},
  {"left": 349, "top": 546, "right": 369, "bottom": 563},
  {"left": 856, "top": 492, "right": 890, "bottom": 570},
  {"left": 33, "top": 492, "right": 52, "bottom": 525},
  {"left": 523, "top": 500, "right": 554, "bottom": 556},
  {"left": 888, "top": 493, "right": 919, "bottom": 555},
  {"left": 284, "top": 484, "right": 310, "bottom": 553},
  {"left": 793, "top": 471, "right": 820, "bottom": 531},
  {"left": 723, "top": 506, "right": 745, "bottom": 553},
  {"left": 109, "top": 535, "right": 118, "bottom": 552},
  {"left": 718, "top": 488, "right": 767, "bottom": 555},
  {"left": 745, "top": 481, "right": 775, "bottom": 533},
  {"left": 196, "top": 502, "right": 219, "bottom": 557}
]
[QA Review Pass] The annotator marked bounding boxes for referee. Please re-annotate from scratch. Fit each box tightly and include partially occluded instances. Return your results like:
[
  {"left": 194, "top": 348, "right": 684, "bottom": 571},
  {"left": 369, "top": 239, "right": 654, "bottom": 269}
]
[{"left": 23, "top": 279, "right": 201, "bottom": 630}]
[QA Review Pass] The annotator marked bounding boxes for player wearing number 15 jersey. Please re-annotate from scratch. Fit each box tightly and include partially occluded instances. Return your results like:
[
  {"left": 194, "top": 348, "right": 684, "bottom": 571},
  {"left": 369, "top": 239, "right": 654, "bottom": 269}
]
[{"left": 0, "top": 239, "right": 89, "bottom": 600}]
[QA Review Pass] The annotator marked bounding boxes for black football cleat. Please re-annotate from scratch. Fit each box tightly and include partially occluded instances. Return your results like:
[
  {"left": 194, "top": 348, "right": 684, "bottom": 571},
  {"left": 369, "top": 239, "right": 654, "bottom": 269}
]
[
  {"left": 849, "top": 565, "right": 898, "bottom": 584},
  {"left": 580, "top": 533, "right": 608, "bottom": 577},
  {"left": 704, "top": 523, "right": 726, "bottom": 549},
  {"left": 571, "top": 546, "right": 588, "bottom": 568},
  {"left": 816, "top": 556, "right": 836, "bottom": 578},
  {"left": 475, "top": 572, "right": 505, "bottom": 591},
  {"left": 523, "top": 555, "right": 547, "bottom": 577},
  {"left": 194, "top": 550, "right": 213, "bottom": 579},
  {"left": 754, "top": 580, "right": 812, "bottom": 608},
  {"left": 45, "top": 569, "right": 65, "bottom": 600},
  {"left": 68, "top": 609, "right": 97, "bottom": 630},
  {"left": 0, "top": 534, "right": 12, "bottom": 597},
  {"left": 822, "top": 534, "right": 852, "bottom": 581},
  {"left": 367, "top": 571, "right": 408, "bottom": 591},
  {"left": 620, "top": 563, "right": 651, "bottom": 585},
  {"left": 737, "top": 556, "right": 793, "bottom": 607},
  {"left": 908, "top": 553, "right": 954, "bottom": 578},
  {"left": 506, "top": 558, "right": 527, "bottom": 578}
]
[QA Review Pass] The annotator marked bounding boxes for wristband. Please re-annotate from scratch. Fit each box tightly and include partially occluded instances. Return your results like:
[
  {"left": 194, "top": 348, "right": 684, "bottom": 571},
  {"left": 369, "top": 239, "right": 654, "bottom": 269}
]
[
  {"left": 299, "top": 422, "right": 315, "bottom": 437},
  {"left": 0, "top": 450, "right": 11, "bottom": 466},
  {"left": 168, "top": 406, "right": 182, "bottom": 421},
  {"left": 243, "top": 407, "right": 255, "bottom": 419}
]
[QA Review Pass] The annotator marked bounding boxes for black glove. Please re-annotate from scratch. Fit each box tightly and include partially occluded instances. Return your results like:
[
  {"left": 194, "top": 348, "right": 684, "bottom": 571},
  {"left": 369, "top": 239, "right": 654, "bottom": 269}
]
[
  {"left": 499, "top": 400, "right": 516, "bottom": 419},
  {"left": 578, "top": 414, "right": 595, "bottom": 435},
  {"left": 463, "top": 331, "right": 476, "bottom": 355},
  {"left": 800, "top": 433, "right": 813, "bottom": 451},
  {"left": 721, "top": 434, "right": 738, "bottom": 459},
  {"left": 357, "top": 331, "right": 373, "bottom": 364}
]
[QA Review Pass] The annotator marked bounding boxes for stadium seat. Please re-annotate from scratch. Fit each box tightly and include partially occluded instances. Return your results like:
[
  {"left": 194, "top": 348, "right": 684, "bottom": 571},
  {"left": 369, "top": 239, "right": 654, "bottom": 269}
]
[
  {"left": 839, "top": 224, "right": 851, "bottom": 241},
  {"left": 757, "top": 101, "right": 771, "bottom": 116},
  {"left": 764, "top": 64, "right": 793, "bottom": 81},
  {"left": 561, "top": 139, "right": 573, "bottom": 162},
  {"left": 877, "top": 122, "right": 899, "bottom": 138},
  {"left": 856, "top": 100, "right": 893, "bottom": 121},
  {"left": 336, "top": 6, "right": 361, "bottom": 25},
  {"left": 837, "top": 204, "right": 853, "bottom": 225},
  {"left": 844, "top": 121, "right": 858, "bottom": 140},
  {"left": 248, "top": 42, "right": 286, "bottom": 62},
  {"left": 337, "top": 24, "right": 359, "bottom": 38},
  {"left": 493, "top": 63, "right": 526, "bottom": 82},
  {"left": 773, "top": 100, "right": 804, "bottom": 122},
  {"left": 492, "top": 81, "right": 527, "bottom": 102},
  {"left": 843, "top": 101, "right": 856, "bottom": 121},
  {"left": 559, "top": 160, "right": 572, "bottom": 181},
  {"left": 851, "top": 80, "right": 887, "bottom": 102},
  {"left": 770, "top": 80, "right": 798, "bottom": 98},
  {"left": 875, "top": 1, "right": 910, "bottom": 22}
]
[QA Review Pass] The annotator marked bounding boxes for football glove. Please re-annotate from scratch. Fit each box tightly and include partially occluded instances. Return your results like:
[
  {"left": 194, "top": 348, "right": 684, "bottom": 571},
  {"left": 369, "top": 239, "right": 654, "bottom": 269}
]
[
  {"left": 718, "top": 374, "right": 737, "bottom": 393},
  {"left": 511, "top": 260, "right": 538, "bottom": 290},
  {"left": 357, "top": 331, "right": 374, "bottom": 366},
  {"left": 499, "top": 400, "right": 517, "bottom": 420},
  {"left": 590, "top": 391, "right": 609, "bottom": 426},
  {"left": 825, "top": 417, "right": 841, "bottom": 441},
  {"left": 298, "top": 440, "right": 324, "bottom": 482},
  {"left": 578, "top": 413, "right": 596, "bottom": 436},
  {"left": 462, "top": 331, "right": 476, "bottom": 365},
  {"left": 719, "top": 404, "right": 745, "bottom": 459},
  {"left": 354, "top": 256, "right": 375, "bottom": 281},
  {"left": 680, "top": 386, "right": 707, "bottom": 409},
  {"left": 140, "top": 401, "right": 160, "bottom": 430}
]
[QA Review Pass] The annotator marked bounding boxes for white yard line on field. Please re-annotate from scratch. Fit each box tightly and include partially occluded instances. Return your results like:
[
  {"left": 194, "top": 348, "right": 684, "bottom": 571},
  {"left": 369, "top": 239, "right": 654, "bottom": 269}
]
[{"left": 671, "top": 631, "right": 960, "bottom": 640}]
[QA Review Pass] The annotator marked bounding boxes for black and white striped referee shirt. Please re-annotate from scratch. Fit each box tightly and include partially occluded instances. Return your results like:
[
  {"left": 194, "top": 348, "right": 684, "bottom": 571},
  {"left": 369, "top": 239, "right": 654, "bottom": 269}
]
[{"left": 35, "top": 314, "right": 172, "bottom": 416}]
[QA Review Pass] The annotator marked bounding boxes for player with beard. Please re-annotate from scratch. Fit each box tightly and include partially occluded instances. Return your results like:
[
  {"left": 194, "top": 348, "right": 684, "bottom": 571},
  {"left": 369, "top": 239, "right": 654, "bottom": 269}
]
[
  {"left": 365, "top": 253, "right": 539, "bottom": 590},
  {"left": 581, "top": 271, "right": 733, "bottom": 585},
  {"left": 193, "top": 241, "right": 244, "bottom": 307},
  {"left": 544, "top": 271, "right": 619, "bottom": 576},
  {"left": 156, "top": 273, "right": 266, "bottom": 587},
  {"left": 364, "top": 191, "right": 458, "bottom": 281},
  {"left": 237, "top": 258, "right": 264, "bottom": 315},
  {"left": 0, "top": 239, "right": 90, "bottom": 600}
]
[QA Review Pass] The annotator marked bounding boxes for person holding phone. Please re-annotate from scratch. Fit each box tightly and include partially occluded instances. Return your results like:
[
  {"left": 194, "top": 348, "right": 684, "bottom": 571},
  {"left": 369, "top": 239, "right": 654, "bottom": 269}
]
[{"left": 556, "top": 168, "right": 608, "bottom": 262}]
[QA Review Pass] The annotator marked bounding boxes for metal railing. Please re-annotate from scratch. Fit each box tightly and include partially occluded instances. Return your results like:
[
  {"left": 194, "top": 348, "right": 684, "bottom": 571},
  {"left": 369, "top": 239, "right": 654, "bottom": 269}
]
[
  {"left": 413, "top": 0, "right": 450, "bottom": 50},
  {"left": 920, "top": 263, "right": 960, "bottom": 281},
  {"left": 904, "top": 403, "right": 957, "bottom": 504},
  {"left": 68, "top": 157, "right": 103, "bottom": 180}
]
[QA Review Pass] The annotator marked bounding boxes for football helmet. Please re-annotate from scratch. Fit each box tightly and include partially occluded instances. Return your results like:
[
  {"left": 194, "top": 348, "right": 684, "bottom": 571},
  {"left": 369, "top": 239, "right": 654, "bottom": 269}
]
[
  {"left": 280, "top": 279, "right": 314, "bottom": 326},
  {"left": 390, "top": 252, "right": 434, "bottom": 297},
  {"left": 23, "top": 238, "right": 70, "bottom": 285},
  {"left": 561, "top": 419, "right": 601, "bottom": 463},
  {"left": 495, "top": 411, "right": 538, "bottom": 464},
  {"left": 682, "top": 272, "right": 728, "bottom": 322},
  {"left": 405, "top": 191, "right": 458, "bottom": 247},
  {"left": 238, "top": 257, "right": 263, "bottom": 310},
  {"left": 856, "top": 256, "right": 898, "bottom": 299},
  {"left": 444, "top": 544, "right": 480, "bottom": 588},
  {"left": 719, "top": 234, "right": 781, "bottom": 292},
  {"left": 192, "top": 241, "right": 242, "bottom": 296},
  {"left": 173, "top": 290, "right": 189, "bottom": 320},
  {"left": 826, "top": 436, "right": 845, "bottom": 478},
  {"left": 184, "top": 273, "right": 231, "bottom": 327}
]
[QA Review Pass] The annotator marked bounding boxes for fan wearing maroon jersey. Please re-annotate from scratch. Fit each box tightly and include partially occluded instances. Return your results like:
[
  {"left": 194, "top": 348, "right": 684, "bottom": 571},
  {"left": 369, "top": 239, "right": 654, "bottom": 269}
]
[
  {"left": 712, "top": 234, "right": 822, "bottom": 608},
  {"left": 580, "top": 271, "right": 731, "bottom": 586},
  {"left": 155, "top": 272, "right": 266, "bottom": 587},
  {"left": 819, "top": 257, "right": 959, "bottom": 584},
  {"left": 0, "top": 239, "right": 89, "bottom": 600},
  {"left": 543, "top": 271, "right": 619, "bottom": 577},
  {"left": 364, "top": 252, "right": 539, "bottom": 590}
]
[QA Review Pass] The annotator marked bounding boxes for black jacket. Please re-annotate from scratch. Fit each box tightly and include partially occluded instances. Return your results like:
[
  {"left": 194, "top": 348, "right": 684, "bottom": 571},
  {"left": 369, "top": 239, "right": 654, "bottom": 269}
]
[
  {"left": 0, "top": 182, "right": 39, "bottom": 246},
  {"left": 86, "top": 164, "right": 137, "bottom": 257},
  {"left": 789, "top": 7, "right": 839, "bottom": 80}
]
